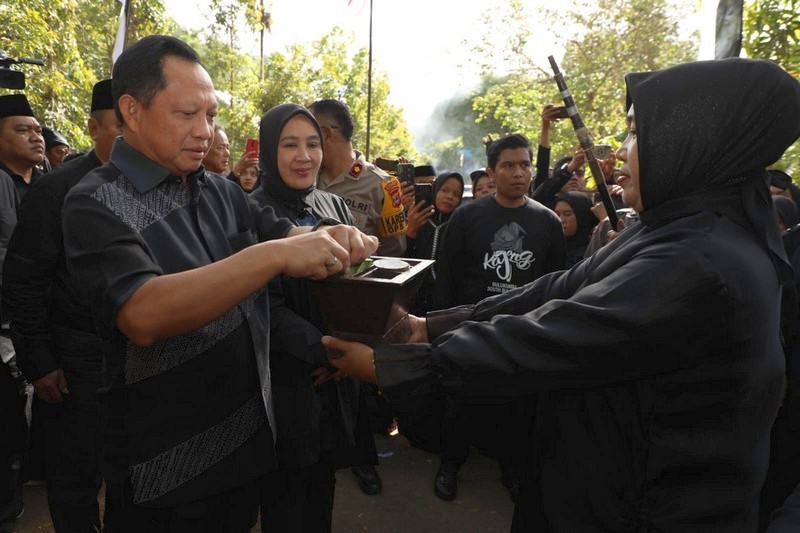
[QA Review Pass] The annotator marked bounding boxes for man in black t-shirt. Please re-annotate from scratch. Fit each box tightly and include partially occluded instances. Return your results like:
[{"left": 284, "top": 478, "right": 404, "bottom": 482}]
[
  {"left": 432, "top": 134, "right": 566, "bottom": 503},
  {"left": 435, "top": 134, "right": 566, "bottom": 308}
]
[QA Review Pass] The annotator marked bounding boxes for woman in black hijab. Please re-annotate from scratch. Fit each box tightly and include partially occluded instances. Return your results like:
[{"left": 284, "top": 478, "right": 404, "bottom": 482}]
[
  {"left": 251, "top": 104, "right": 377, "bottom": 533},
  {"left": 405, "top": 171, "right": 465, "bottom": 314},
  {"left": 553, "top": 191, "right": 597, "bottom": 266},
  {"left": 325, "top": 59, "right": 800, "bottom": 532}
]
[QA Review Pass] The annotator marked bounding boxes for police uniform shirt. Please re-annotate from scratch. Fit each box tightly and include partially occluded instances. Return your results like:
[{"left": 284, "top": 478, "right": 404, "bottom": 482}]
[{"left": 318, "top": 151, "right": 406, "bottom": 257}]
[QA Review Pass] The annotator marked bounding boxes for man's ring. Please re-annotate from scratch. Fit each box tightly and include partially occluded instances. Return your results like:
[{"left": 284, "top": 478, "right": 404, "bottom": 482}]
[{"left": 327, "top": 256, "right": 339, "bottom": 267}]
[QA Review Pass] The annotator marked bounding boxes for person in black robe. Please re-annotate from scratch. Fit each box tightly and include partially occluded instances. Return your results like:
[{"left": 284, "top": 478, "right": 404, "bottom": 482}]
[
  {"left": 324, "top": 58, "right": 800, "bottom": 532},
  {"left": 553, "top": 191, "right": 597, "bottom": 267},
  {"left": 251, "top": 103, "right": 378, "bottom": 533},
  {"left": 404, "top": 171, "right": 464, "bottom": 315}
]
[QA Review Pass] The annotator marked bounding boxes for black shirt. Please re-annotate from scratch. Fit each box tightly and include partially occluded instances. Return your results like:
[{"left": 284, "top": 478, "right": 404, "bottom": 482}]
[
  {"left": 0, "top": 160, "right": 42, "bottom": 203},
  {"left": 434, "top": 195, "right": 566, "bottom": 308},
  {"left": 3, "top": 151, "right": 101, "bottom": 381},
  {"left": 62, "top": 137, "right": 292, "bottom": 506}
]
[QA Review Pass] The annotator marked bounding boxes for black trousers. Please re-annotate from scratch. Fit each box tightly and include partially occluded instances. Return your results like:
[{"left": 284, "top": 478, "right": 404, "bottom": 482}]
[
  {"left": 37, "top": 327, "right": 105, "bottom": 533},
  {"left": 260, "top": 462, "right": 337, "bottom": 533},
  {"left": 104, "top": 478, "right": 259, "bottom": 533},
  {"left": 440, "top": 395, "right": 533, "bottom": 476},
  {"left": 0, "top": 357, "right": 26, "bottom": 533}
]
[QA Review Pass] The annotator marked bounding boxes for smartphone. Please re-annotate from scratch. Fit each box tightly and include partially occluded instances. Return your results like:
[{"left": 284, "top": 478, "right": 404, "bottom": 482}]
[
  {"left": 415, "top": 183, "right": 434, "bottom": 206},
  {"left": 397, "top": 163, "right": 415, "bottom": 187},
  {"left": 554, "top": 106, "right": 570, "bottom": 119},
  {"left": 245, "top": 138, "right": 259, "bottom": 158}
]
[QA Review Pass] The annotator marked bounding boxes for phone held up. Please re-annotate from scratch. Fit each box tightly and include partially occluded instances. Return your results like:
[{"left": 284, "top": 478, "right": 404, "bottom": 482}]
[
  {"left": 554, "top": 106, "right": 570, "bottom": 119},
  {"left": 414, "top": 183, "right": 434, "bottom": 207},
  {"left": 397, "top": 163, "right": 415, "bottom": 187},
  {"left": 245, "top": 138, "right": 259, "bottom": 158}
]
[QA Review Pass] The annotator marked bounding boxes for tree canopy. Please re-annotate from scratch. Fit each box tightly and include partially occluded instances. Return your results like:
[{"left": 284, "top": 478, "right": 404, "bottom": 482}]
[{"left": 0, "top": 0, "right": 414, "bottom": 161}]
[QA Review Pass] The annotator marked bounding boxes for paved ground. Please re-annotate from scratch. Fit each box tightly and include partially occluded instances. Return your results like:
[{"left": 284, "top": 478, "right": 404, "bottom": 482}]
[{"left": 14, "top": 434, "right": 514, "bottom": 533}]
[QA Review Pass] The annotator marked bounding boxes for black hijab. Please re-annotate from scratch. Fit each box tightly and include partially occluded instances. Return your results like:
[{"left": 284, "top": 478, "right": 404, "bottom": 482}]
[
  {"left": 555, "top": 191, "right": 596, "bottom": 248},
  {"left": 432, "top": 172, "right": 464, "bottom": 224},
  {"left": 626, "top": 58, "right": 800, "bottom": 283},
  {"left": 258, "top": 103, "right": 323, "bottom": 204}
]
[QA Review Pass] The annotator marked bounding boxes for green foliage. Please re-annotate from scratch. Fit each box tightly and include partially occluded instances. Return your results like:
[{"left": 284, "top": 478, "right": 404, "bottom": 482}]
[
  {"left": 0, "top": 0, "right": 171, "bottom": 150},
  {"left": 743, "top": 0, "right": 799, "bottom": 174},
  {"left": 471, "top": 0, "right": 697, "bottom": 164}
]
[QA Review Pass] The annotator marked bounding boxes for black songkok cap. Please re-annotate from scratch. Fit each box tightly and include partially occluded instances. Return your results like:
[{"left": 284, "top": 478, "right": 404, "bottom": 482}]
[
  {"left": 414, "top": 165, "right": 436, "bottom": 177},
  {"left": 42, "top": 127, "right": 69, "bottom": 149},
  {"left": 0, "top": 94, "right": 34, "bottom": 118},
  {"left": 91, "top": 79, "right": 114, "bottom": 112},
  {"left": 469, "top": 169, "right": 488, "bottom": 183},
  {"left": 769, "top": 169, "right": 793, "bottom": 191}
]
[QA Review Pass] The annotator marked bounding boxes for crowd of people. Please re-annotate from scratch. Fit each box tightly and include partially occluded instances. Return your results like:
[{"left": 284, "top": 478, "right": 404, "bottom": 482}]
[{"left": 0, "top": 32, "right": 798, "bottom": 533}]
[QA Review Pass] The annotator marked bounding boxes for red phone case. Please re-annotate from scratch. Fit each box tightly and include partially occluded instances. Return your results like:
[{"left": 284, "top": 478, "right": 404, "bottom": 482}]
[{"left": 245, "top": 138, "right": 259, "bottom": 157}]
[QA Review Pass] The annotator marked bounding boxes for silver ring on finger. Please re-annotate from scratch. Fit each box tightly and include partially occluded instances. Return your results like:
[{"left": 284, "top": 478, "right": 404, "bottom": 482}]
[{"left": 326, "top": 256, "right": 339, "bottom": 267}]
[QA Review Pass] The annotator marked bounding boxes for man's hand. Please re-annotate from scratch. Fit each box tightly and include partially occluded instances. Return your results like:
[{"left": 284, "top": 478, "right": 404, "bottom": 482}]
[
  {"left": 567, "top": 149, "right": 586, "bottom": 173},
  {"left": 400, "top": 182, "right": 415, "bottom": 211},
  {"left": 541, "top": 104, "right": 562, "bottom": 128},
  {"left": 33, "top": 368, "right": 68, "bottom": 403},
  {"left": 322, "top": 336, "right": 377, "bottom": 384},
  {"left": 319, "top": 225, "right": 379, "bottom": 265},
  {"left": 405, "top": 200, "right": 435, "bottom": 238},
  {"left": 276, "top": 231, "right": 351, "bottom": 279}
]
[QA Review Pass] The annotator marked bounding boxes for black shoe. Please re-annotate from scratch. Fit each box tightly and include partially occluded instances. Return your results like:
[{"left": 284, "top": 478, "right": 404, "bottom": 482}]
[
  {"left": 434, "top": 465, "right": 458, "bottom": 501},
  {"left": 352, "top": 465, "right": 382, "bottom": 495}
]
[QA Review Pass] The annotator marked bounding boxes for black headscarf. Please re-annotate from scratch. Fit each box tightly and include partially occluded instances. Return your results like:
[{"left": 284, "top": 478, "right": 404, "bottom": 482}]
[
  {"left": 626, "top": 58, "right": 800, "bottom": 284},
  {"left": 555, "top": 191, "right": 595, "bottom": 246},
  {"left": 432, "top": 172, "right": 464, "bottom": 225},
  {"left": 258, "top": 103, "right": 323, "bottom": 204},
  {"left": 555, "top": 191, "right": 596, "bottom": 266}
]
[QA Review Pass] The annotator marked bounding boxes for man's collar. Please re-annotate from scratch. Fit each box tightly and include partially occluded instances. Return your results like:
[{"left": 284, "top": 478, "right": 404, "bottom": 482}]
[
  {"left": 109, "top": 137, "right": 205, "bottom": 194},
  {"left": 0, "top": 159, "right": 41, "bottom": 181}
]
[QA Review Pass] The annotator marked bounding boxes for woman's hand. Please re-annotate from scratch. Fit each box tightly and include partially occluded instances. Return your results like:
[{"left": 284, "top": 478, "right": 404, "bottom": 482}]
[
  {"left": 405, "top": 200, "right": 435, "bottom": 238},
  {"left": 322, "top": 336, "right": 378, "bottom": 384},
  {"left": 233, "top": 151, "right": 259, "bottom": 178}
]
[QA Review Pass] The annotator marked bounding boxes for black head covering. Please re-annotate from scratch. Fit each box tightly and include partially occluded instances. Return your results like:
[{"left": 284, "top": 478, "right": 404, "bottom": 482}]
[
  {"left": 469, "top": 169, "right": 488, "bottom": 184},
  {"left": 432, "top": 172, "right": 464, "bottom": 223},
  {"left": 0, "top": 94, "right": 34, "bottom": 118},
  {"left": 415, "top": 165, "right": 436, "bottom": 179},
  {"left": 91, "top": 79, "right": 114, "bottom": 112},
  {"left": 556, "top": 191, "right": 596, "bottom": 245},
  {"left": 774, "top": 196, "right": 799, "bottom": 229},
  {"left": 258, "top": 103, "right": 323, "bottom": 203},
  {"left": 626, "top": 58, "right": 800, "bottom": 284},
  {"left": 42, "top": 127, "right": 69, "bottom": 149}
]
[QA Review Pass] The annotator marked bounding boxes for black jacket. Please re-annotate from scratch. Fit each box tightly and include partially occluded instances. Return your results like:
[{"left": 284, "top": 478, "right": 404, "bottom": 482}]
[{"left": 377, "top": 212, "right": 784, "bottom": 532}]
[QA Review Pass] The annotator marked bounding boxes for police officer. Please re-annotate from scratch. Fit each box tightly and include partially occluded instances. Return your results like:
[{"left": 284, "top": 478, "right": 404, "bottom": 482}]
[{"left": 309, "top": 99, "right": 406, "bottom": 257}]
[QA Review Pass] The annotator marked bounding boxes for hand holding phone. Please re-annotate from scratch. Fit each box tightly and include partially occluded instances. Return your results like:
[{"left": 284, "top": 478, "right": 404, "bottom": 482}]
[
  {"left": 245, "top": 138, "right": 259, "bottom": 158},
  {"left": 414, "top": 183, "right": 434, "bottom": 207},
  {"left": 397, "top": 163, "right": 415, "bottom": 187}
]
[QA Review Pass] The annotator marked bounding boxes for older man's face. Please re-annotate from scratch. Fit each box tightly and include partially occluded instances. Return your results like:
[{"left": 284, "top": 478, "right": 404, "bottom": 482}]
[{"left": 124, "top": 56, "right": 217, "bottom": 177}]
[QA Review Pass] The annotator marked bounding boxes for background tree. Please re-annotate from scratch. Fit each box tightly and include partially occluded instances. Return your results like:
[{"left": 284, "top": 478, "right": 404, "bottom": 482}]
[
  {"left": 743, "top": 0, "right": 799, "bottom": 173},
  {"left": 470, "top": 0, "right": 697, "bottom": 177},
  {"left": 0, "top": 0, "right": 171, "bottom": 149}
]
